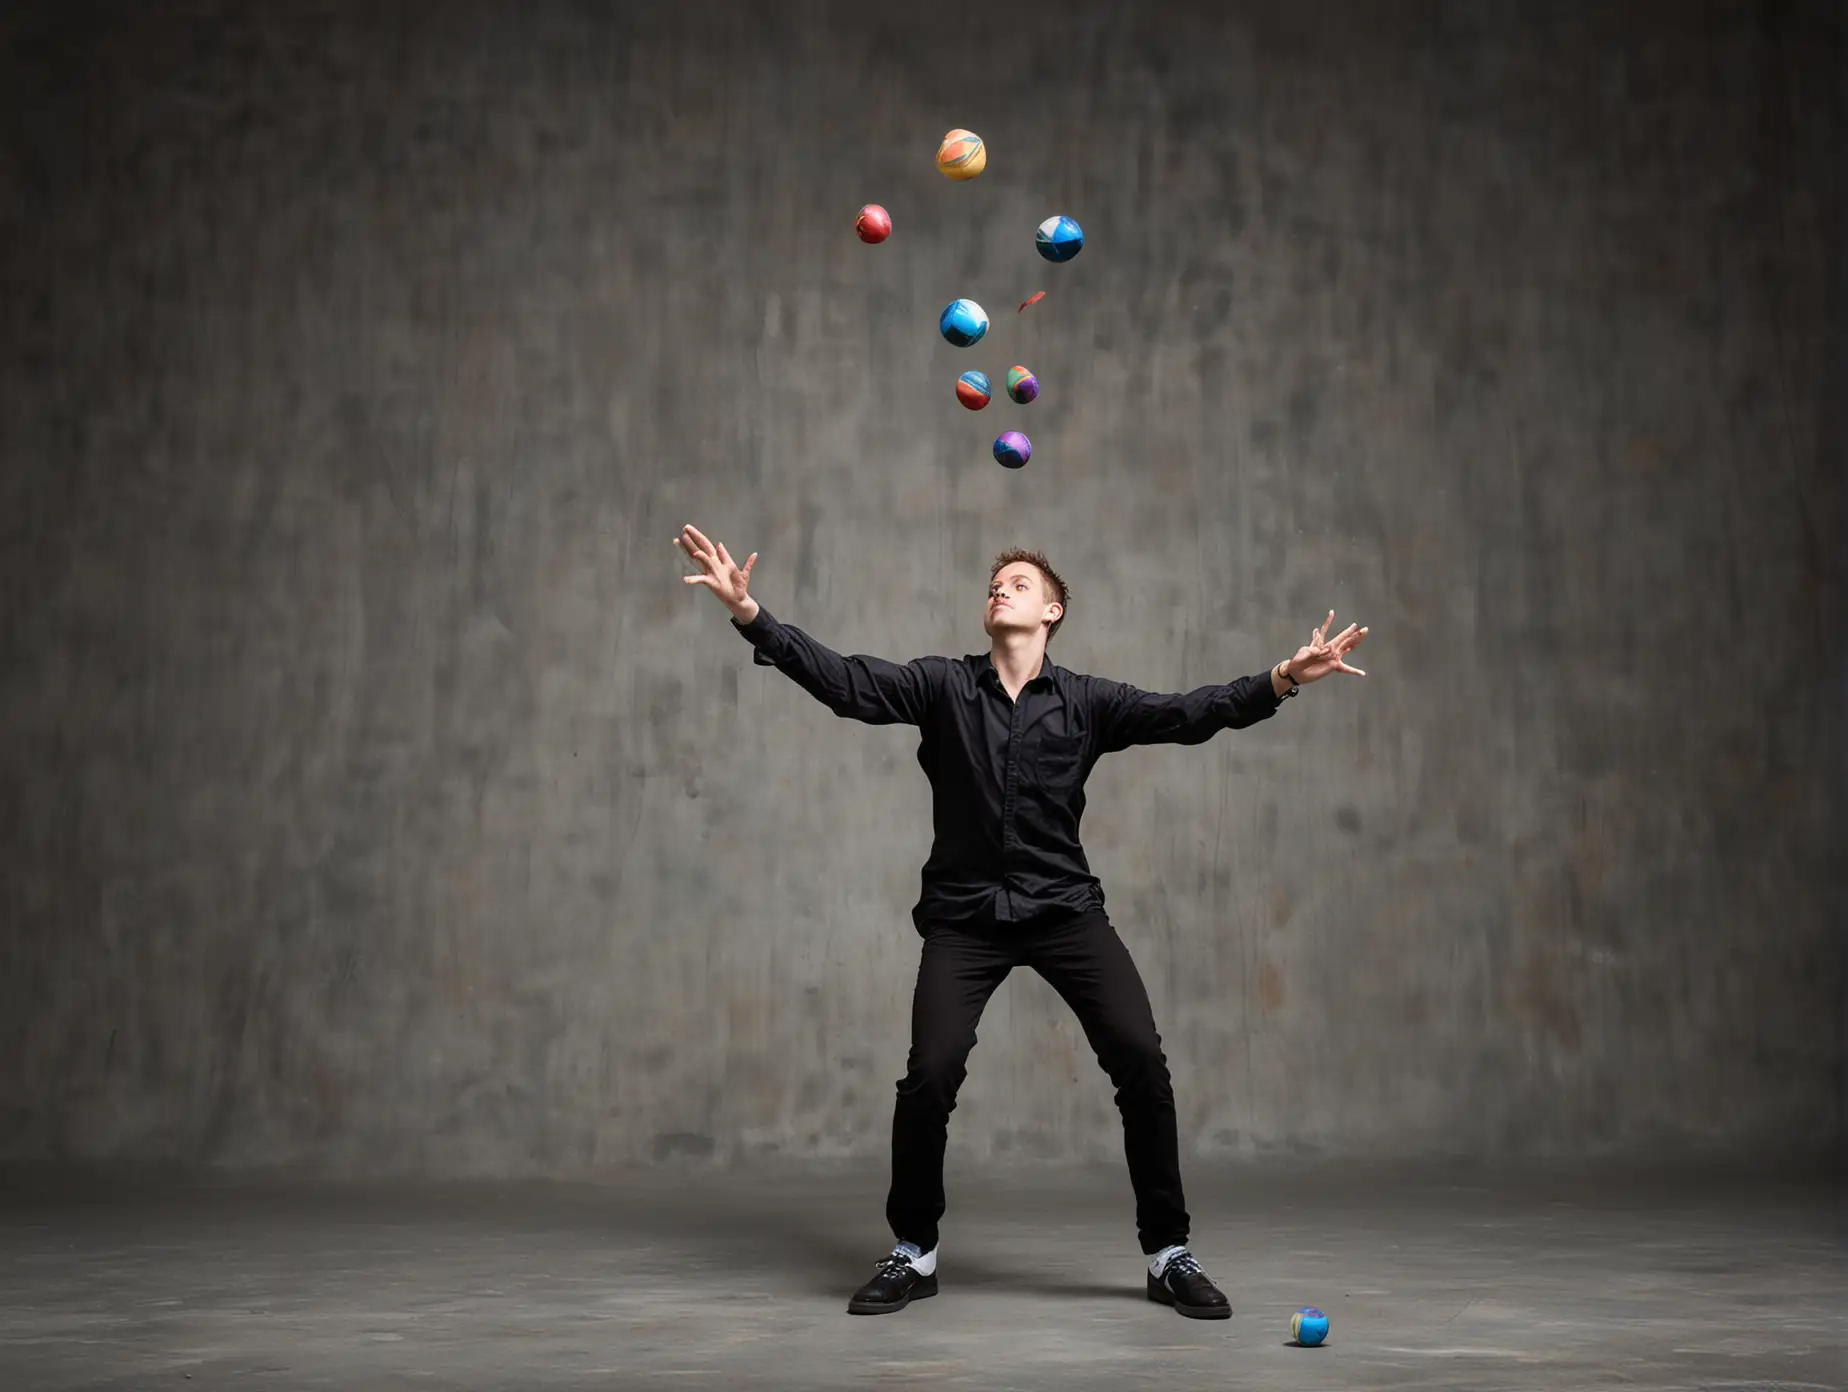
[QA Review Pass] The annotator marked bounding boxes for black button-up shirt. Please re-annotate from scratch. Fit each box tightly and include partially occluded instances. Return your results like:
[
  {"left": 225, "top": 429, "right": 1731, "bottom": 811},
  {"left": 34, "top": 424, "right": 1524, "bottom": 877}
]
[{"left": 733, "top": 606, "right": 1288, "bottom": 930}]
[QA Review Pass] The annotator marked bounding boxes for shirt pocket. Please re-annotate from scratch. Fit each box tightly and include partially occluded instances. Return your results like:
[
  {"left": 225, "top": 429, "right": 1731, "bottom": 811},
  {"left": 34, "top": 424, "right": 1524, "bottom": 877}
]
[{"left": 1029, "top": 741, "right": 1084, "bottom": 796}]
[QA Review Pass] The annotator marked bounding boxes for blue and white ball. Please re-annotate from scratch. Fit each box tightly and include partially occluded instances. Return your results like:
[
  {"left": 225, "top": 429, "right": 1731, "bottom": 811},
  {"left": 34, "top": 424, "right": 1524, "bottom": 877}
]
[
  {"left": 939, "top": 299, "right": 989, "bottom": 347},
  {"left": 1035, "top": 216, "right": 1084, "bottom": 263},
  {"left": 1291, "top": 1307, "right": 1330, "bottom": 1347}
]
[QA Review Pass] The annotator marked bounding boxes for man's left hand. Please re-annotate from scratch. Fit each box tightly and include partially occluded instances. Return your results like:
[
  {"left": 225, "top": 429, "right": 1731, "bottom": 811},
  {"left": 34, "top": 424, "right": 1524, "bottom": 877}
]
[{"left": 1287, "top": 610, "right": 1368, "bottom": 683}]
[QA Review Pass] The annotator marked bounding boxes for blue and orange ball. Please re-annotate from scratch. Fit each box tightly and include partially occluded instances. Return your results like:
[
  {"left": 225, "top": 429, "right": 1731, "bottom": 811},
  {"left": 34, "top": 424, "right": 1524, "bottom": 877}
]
[{"left": 956, "top": 371, "right": 991, "bottom": 410}]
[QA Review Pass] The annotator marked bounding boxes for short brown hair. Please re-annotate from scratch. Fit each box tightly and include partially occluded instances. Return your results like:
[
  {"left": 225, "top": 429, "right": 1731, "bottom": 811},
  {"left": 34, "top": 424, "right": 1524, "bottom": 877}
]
[{"left": 989, "top": 548, "right": 1069, "bottom": 641}]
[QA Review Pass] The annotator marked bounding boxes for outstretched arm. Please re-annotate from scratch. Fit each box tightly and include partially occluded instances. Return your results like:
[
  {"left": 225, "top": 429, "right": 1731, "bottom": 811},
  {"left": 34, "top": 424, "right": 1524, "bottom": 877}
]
[
  {"left": 675, "top": 522, "right": 937, "bottom": 726},
  {"left": 1095, "top": 609, "right": 1369, "bottom": 753},
  {"left": 1092, "top": 671, "right": 1282, "bottom": 753}
]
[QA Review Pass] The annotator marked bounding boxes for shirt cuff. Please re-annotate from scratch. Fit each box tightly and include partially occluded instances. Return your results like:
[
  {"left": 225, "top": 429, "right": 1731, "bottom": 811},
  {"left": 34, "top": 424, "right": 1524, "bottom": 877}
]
[
  {"left": 1248, "top": 670, "right": 1287, "bottom": 712},
  {"left": 731, "top": 606, "right": 777, "bottom": 665}
]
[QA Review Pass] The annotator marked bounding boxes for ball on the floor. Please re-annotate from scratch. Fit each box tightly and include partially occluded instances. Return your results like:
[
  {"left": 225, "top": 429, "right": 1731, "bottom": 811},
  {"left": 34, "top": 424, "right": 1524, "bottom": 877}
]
[
  {"left": 939, "top": 299, "right": 989, "bottom": 347},
  {"left": 993, "top": 431, "right": 1031, "bottom": 469},
  {"left": 854, "top": 204, "right": 891, "bottom": 244},
  {"left": 935, "top": 128, "right": 986, "bottom": 180},
  {"left": 1290, "top": 1308, "right": 1330, "bottom": 1347},
  {"left": 1035, "top": 215, "right": 1084, "bottom": 262},
  {"left": 1005, "top": 365, "right": 1038, "bottom": 404},
  {"left": 956, "top": 370, "right": 992, "bottom": 410}
]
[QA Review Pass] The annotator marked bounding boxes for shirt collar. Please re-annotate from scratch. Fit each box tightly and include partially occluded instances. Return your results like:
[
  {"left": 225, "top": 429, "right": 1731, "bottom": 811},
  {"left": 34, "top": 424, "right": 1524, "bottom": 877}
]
[{"left": 979, "top": 651, "right": 1056, "bottom": 691}]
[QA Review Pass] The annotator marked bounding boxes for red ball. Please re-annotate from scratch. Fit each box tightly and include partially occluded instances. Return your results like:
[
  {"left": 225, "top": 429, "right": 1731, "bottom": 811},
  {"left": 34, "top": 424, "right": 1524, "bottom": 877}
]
[{"left": 855, "top": 204, "right": 892, "bottom": 244}]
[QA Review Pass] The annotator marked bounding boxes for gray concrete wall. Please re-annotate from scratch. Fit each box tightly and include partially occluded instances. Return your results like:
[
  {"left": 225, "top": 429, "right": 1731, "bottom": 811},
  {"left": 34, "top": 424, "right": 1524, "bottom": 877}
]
[{"left": 0, "top": 0, "right": 1840, "bottom": 1175}]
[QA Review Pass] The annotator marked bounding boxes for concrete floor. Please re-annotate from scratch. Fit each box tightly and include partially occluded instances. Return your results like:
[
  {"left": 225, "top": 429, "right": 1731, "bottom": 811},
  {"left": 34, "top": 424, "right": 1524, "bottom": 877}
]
[{"left": 0, "top": 1161, "right": 1839, "bottom": 1391}]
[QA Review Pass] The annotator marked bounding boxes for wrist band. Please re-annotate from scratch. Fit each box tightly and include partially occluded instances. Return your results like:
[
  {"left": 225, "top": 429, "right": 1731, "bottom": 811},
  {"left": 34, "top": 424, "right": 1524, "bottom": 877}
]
[{"left": 1279, "top": 663, "right": 1299, "bottom": 687}]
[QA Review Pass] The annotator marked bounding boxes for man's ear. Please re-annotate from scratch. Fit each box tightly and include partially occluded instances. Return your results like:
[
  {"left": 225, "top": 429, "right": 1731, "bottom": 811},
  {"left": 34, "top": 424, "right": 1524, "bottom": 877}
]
[{"left": 1046, "top": 603, "right": 1063, "bottom": 625}]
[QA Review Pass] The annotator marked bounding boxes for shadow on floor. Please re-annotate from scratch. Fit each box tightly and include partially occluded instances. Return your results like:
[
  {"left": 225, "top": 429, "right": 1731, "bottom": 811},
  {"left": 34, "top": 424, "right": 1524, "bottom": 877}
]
[{"left": 606, "top": 1171, "right": 1150, "bottom": 1302}]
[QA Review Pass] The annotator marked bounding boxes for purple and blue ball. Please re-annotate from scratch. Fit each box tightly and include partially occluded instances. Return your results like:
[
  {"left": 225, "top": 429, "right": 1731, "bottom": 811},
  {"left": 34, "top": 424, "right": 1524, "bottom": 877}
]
[{"left": 993, "top": 431, "right": 1032, "bottom": 469}]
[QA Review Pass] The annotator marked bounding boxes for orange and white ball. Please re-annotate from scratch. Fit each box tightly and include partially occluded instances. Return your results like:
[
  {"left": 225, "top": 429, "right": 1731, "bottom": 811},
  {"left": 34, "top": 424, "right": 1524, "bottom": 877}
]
[{"left": 935, "top": 129, "right": 986, "bottom": 180}]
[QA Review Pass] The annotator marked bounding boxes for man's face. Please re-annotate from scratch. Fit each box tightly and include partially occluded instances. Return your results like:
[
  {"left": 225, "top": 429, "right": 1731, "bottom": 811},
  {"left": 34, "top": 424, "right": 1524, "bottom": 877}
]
[{"left": 984, "top": 563, "right": 1060, "bottom": 639}]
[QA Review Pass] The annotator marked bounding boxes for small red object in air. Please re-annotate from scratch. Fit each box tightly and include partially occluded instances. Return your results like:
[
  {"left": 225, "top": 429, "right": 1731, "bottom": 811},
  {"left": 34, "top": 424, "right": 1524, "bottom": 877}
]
[
  {"left": 1018, "top": 291, "right": 1046, "bottom": 312},
  {"left": 855, "top": 204, "right": 892, "bottom": 244}
]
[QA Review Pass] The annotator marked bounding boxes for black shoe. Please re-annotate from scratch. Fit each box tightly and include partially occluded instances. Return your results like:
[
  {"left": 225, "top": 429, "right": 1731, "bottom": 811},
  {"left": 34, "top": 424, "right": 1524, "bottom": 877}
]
[
  {"left": 1146, "top": 1250, "right": 1232, "bottom": 1320},
  {"left": 847, "top": 1249, "right": 939, "bottom": 1315}
]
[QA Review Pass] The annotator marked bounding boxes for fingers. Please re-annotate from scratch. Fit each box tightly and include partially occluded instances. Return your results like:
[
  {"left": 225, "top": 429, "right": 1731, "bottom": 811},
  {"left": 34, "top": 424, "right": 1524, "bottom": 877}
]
[
  {"left": 672, "top": 536, "right": 714, "bottom": 574},
  {"left": 681, "top": 523, "right": 724, "bottom": 568},
  {"left": 1338, "top": 660, "right": 1367, "bottom": 676},
  {"left": 1311, "top": 616, "right": 1369, "bottom": 657},
  {"left": 684, "top": 525, "right": 753, "bottom": 581}
]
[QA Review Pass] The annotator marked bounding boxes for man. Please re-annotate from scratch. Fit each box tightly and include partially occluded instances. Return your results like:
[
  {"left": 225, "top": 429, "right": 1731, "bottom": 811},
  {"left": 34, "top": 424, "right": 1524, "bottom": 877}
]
[{"left": 673, "top": 522, "right": 1367, "bottom": 1319}]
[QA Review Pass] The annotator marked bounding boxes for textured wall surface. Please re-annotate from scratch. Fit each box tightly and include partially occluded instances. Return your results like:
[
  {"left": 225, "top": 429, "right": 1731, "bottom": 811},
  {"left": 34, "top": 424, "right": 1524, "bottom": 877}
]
[{"left": 0, "top": 1, "right": 1841, "bottom": 1175}]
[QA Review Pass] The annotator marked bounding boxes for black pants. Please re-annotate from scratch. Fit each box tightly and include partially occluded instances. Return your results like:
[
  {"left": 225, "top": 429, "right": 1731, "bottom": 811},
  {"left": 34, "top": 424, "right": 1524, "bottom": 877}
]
[{"left": 886, "top": 906, "right": 1189, "bottom": 1256}]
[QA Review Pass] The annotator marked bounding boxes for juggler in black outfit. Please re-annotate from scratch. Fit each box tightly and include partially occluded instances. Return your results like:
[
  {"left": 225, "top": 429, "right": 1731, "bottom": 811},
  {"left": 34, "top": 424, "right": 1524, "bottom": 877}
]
[{"left": 732, "top": 605, "right": 1291, "bottom": 1257}]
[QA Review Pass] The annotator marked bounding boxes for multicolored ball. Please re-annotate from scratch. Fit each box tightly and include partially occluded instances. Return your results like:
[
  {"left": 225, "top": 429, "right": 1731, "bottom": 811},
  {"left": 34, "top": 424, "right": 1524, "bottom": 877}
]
[
  {"left": 1005, "top": 365, "right": 1038, "bottom": 404},
  {"left": 956, "top": 371, "right": 991, "bottom": 410},
  {"left": 1290, "top": 1308, "right": 1330, "bottom": 1347},
  {"left": 1035, "top": 215, "right": 1084, "bottom": 262},
  {"left": 935, "top": 128, "right": 987, "bottom": 181},
  {"left": 939, "top": 299, "right": 989, "bottom": 347},
  {"left": 854, "top": 204, "right": 891, "bottom": 244},
  {"left": 992, "top": 431, "right": 1031, "bottom": 469}
]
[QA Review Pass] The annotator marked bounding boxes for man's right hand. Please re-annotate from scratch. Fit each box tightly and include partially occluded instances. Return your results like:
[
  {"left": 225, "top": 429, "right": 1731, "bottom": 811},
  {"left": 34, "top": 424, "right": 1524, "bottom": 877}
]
[{"left": 675, "top": 523, "right": 759, "bottom": 623}]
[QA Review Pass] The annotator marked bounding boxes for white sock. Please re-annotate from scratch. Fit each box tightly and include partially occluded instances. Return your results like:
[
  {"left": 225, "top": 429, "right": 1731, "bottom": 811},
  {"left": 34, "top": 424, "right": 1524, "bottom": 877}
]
[
  {"left": 1149, "top": 1244, "right": 1188, "bottom": 1279},
  {"left": 893, "top": 1241, "right": 938, "bottom": 1276}
]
